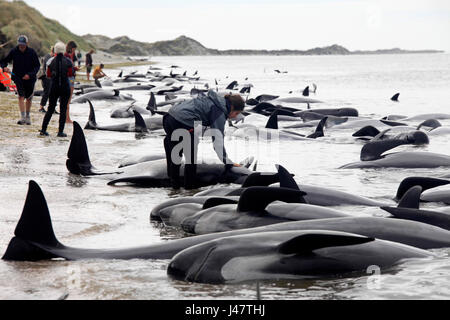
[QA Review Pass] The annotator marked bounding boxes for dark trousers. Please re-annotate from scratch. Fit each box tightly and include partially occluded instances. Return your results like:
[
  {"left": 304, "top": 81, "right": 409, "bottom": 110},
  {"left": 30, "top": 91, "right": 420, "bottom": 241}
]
[
  {"left": 41, "top": 84, "right": 70, "bottom": 133},
  {"left": 163, "top": 114, "right": 197, "bottom": 188},
  {"left": 40, "top": 77, "right": 51, "bottom": 107}
]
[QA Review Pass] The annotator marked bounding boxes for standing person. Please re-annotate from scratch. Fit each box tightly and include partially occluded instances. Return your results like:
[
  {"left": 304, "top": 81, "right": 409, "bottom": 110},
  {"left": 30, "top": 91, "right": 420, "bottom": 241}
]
[
  {"left": 37, "top": 46, "right": 54, "bottom": 113},
  {"left": 64, "top": 41, "right": 78, "bottom": 123},
  {"left": 0, "top": 35, "right": 40, "bottom": 125},
  {"left": 163, "top": 90, "right": 244, "bottom": 189},
  {"left": 39, "top": 42, "right": 73, "bottom": 137},
  {"left": 85, "top": 49, "right": 94, "bottom": 81},
  {"left": 92, "top": 64, "right": 107, "bottom": 87},
  {"left": 76, "top": 51, "right": 82, "bottom": 68}
]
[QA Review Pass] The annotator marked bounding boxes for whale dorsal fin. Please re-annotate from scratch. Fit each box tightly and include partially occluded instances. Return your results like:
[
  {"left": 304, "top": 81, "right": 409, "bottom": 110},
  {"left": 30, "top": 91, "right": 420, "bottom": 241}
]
[
  {"left": 398, "top": 186, "right": 422, "bottom": 209},
  {"left": 15, "top": 181, "right": 59, "bottom": 246},
  {"left": 265, "top": 110, "right": 279, "bottom": 129},
  {"left": 133, "top": 111, "right": 148, "bottom": 133},
  {"left": 278, "top": 233, "right": 374, "bottom": 254},
  {"left": 302, "top": 86, "right": 309, "bottom": 97},
  {"left": 202, "top": 197, "right": 238, "bottom": 210},
  {"left": 237, "top": 187, "right": 306, "bottom": 212},
  {"left": 307, "top": 116, "right": 328, "bottom": 139},
  {"left": 147, "top": 92, "right": 156, "bottom": 114},
  {"left": 84, "top": 99, "right": 97, "bottom": 130},
  {"left": 276, "top": 165, "right": 299, "bottom": 191},
  {"left": 391, "top": 93, "right": 400, "bottom": 101},
  {"left": 2, "top": 181, "right": 63, "bottom": 261},
  {"left": 67, "top": 121, "right": 93, "bottom": 175}
]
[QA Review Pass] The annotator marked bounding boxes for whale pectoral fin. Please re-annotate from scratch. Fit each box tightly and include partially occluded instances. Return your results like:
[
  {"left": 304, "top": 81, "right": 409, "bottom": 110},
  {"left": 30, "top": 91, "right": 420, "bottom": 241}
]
[
  {"left": 397, "top": 186, "right": 422, "bottom": 209},
  {"left": 360, "top": 139, "right": 407, "bottom": 161},
  {"left": 371, "top": 128, "right": 391, "bottom": 141},
  {"left": 2, "top": 181, "right": 64, "bottom": 261},
  {"left": 202, "top": 198, "right": 238, "bottom": 210},
  {"left": 278, "top": 233, "right": 375, "bottom": 255},
  {"left": 396, "top": 177, "right": 450, "bottom": 200}
]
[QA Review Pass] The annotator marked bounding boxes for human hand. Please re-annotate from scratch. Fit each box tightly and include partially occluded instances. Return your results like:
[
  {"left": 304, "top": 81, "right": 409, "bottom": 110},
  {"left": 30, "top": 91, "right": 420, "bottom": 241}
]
[
  {"left": 233, "top": 163, "right": 241, "bottom": 167},
  {"left": 22, "top": 74, "right": 30, "bottom": 80}
]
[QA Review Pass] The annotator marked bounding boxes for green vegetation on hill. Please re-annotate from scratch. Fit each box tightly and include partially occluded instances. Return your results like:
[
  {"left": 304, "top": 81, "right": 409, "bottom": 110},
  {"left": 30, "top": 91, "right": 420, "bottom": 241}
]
[{"left": 0, "top": 0, "right": 94, "bottom": 56}]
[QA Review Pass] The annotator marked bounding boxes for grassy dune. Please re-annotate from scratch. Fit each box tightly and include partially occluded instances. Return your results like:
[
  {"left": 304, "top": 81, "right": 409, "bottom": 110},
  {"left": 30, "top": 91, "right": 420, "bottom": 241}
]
[{"left": 0, "top": 0, "right": 94, "bottom": 56}]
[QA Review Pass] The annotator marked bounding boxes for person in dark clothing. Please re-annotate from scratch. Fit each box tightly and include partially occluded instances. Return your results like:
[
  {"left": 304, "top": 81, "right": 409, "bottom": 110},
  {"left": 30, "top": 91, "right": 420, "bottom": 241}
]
[
  {"left": 39, "top": 42, "right": 74, "bottom": 138},
  {"left": 0, "top": 35, "right": 40, "bottom": 125},
  {"left": 64, "top": 40, "right": 78, "bottom": 123},
  {"left": 76, "top": 51, "right": 82, "bottom": 67},
  {"left": 85, "top": 49, "right": 94, "bottom": 81},
  {"left": 163, "top": 90, "right": 245, "bottom": 189},
  {"left": 38, "top": 46, "right": 54, "bottom": 113}
]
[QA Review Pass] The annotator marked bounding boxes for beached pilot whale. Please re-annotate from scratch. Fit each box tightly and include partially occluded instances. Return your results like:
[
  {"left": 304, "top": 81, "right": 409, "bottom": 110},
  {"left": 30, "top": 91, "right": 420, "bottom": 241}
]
[
  {"left": 3, "top": 181, "right": 449, "bottom": 262},
  {"left": 85, "top": 100, "right": 163, "bottom": 132},
  {"left": 194, "top": 165, "right": 391, "bottom": 207},
  {"left": 167, "top": 229, "right": 432, "bottom": 284},
  {"left": 71, "top": 89, "right": 134, "bottom": 103},
  {"left": 340, "top": 136, "right": 450, "bottom": 169},
  {"left": 84, "top": 101, "right": 149, "bottom": 133},
  {"left": 231, "top": 111, "right": 328, "bottom": 141},
  {"left": 67, "top": 122, "right": 257, "bottom": 187},
  {"left": 179, "top": 187, "right": 349, "bottom": 234},
  {"left": 382, "top": 186, "right": 450, "bottom": 230}
]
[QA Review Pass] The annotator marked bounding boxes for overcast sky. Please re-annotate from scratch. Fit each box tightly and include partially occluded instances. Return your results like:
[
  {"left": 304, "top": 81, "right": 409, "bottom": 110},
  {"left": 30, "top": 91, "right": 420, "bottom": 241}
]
[{"left": 25, "top": 0, "right": 450, "bottom": 51}]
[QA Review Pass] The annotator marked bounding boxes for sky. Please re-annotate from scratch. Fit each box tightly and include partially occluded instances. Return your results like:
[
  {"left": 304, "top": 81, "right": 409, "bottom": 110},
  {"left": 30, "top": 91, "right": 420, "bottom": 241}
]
[{"left": 23, "top": 0, "right": 450, "bottom": 51}]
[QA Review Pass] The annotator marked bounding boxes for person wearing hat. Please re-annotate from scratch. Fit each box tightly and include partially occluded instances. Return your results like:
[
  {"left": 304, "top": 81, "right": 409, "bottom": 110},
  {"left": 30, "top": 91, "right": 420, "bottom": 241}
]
[
  {"left": 0, "top": 35, "right": 40, "bottom": 125},
  {"left": 39, "top": 42, "right": 74, "bottom": 137}
]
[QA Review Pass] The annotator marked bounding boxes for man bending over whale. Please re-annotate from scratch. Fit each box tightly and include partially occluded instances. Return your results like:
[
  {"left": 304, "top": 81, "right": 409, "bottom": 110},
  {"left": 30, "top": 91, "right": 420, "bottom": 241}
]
[{"left": 163, "top": 90, "right": 245, "bottom": 189}]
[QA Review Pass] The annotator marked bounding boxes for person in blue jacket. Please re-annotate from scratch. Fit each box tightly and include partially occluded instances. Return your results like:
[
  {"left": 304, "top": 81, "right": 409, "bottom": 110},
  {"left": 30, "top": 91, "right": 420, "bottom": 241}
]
[
  {"left": 0, "top": 35, "right": 40, "bottom": 125},
  {"left": 164, "top": 90, "right": 245, "bottom": 189}
]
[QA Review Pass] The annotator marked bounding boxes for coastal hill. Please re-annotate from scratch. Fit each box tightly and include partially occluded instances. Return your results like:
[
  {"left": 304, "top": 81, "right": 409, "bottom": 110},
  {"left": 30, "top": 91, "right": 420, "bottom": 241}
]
[
  {"left": 83, "top": 34, "right": 443, "bottom": 56},
  {"left": 0, "top": 0, "right": 443, "bottom": 57},
  {"left": 0, "top": 0, "right": 93, "bottom": 56}
]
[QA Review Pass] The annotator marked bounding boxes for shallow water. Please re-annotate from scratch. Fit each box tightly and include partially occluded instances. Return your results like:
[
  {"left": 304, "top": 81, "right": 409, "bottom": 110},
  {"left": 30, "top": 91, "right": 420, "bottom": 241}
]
[{"left": 1, "top": 53, "right": 450, "bottom": 299}]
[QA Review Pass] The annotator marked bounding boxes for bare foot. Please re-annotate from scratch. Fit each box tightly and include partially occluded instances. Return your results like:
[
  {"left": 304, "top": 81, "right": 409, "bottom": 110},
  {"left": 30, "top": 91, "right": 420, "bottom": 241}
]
[{"left": 66, "top": 119, "right": 73, "bottom": 124}]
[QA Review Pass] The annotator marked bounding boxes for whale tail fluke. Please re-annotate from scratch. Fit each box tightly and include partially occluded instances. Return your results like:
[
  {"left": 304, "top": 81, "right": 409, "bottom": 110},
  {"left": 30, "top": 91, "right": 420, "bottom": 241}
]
[
  {"left": 2, "top": 181, "right": 62, "bottom": 261},
  {"left": 391, "top": 93, "right": 400, "bottom": 102}
]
